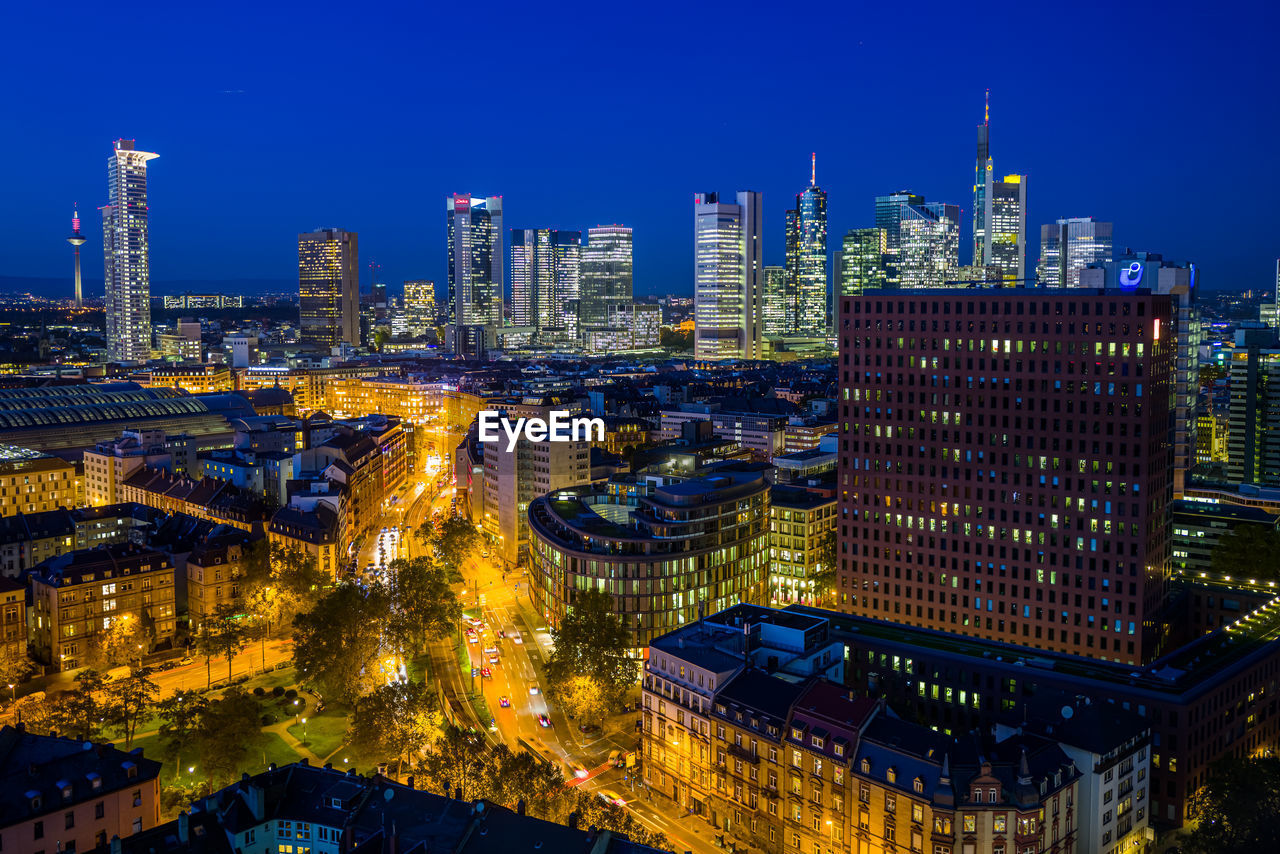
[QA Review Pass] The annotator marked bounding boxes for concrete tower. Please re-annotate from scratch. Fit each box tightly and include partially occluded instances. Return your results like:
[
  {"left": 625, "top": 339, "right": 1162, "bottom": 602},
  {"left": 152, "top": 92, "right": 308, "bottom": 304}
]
[{"left": 67, "top": 207, "right": 86, "bottom": 308}]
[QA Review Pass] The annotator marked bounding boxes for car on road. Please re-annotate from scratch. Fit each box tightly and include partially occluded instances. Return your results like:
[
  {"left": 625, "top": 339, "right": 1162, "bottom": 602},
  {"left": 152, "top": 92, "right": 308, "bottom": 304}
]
[
  {"left": 537, "top": 714, "right": 551, "bottom": 727},
  {"left": 510, "top": 631, "right": 522, "bottom": 644},
  {"left": 488, "top": 653, "right": 499, "bottom": 665},
  {"left": 481, "top": 550, "right": 490, "bottom": 558},
  {"left": 567, "top": 762, "right": 588, "bottom": 779},
  {"left": 179, "top": 656, "right": 193, "bottom": 666},
  {"left": 529, "top": 685, "right": 539, "bottom": 695},
  {"left": 597, "top": 789, "right": 626, "bottom": 806},
  {"left": 467, "top": 635, "right": 478, "bottom": 644},
  {"left": 481, "top": 667, "right": 492, "bottom": 678},
  {"left": 499, "top": 696, "right": 510, "bottom": 708}
]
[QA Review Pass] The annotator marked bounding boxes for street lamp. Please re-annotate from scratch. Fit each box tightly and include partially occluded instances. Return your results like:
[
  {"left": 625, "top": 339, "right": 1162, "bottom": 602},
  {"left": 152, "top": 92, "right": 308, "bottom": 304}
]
[{"left": 7, "top": 683, "right": 13, "bottom": 702}]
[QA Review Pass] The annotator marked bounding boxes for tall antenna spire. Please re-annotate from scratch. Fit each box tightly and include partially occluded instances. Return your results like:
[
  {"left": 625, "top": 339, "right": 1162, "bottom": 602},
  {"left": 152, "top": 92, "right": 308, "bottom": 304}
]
[
  {"left": 71, "top": 206, "right": 81, "bottom": 234},
  {"left": 984, "top": 89, "right": 990, "bottom": 126},
  {"left": 810, "top": 152, "right": 816, "bottom": 187}
]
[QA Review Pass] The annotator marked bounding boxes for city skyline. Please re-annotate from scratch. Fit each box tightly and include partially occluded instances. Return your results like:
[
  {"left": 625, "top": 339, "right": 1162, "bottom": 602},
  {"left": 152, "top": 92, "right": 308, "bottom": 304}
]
[{"left": 5, "top": 4, "right": 1276, "bottom": 299}]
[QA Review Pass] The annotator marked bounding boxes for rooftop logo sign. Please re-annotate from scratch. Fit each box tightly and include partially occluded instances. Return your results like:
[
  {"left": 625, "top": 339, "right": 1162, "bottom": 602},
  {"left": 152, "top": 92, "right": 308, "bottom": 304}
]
[{"left": 478, "top": 410, "right": 604, "bottom": 452}]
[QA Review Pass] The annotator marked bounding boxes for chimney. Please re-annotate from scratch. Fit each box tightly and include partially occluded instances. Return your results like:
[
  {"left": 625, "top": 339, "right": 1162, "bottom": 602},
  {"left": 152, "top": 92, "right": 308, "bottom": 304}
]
[
  {"left": 177, "top": 811, "right": 190, "bottom": 843},
  {"left": 109, "top": 837, "right": 122, "bottom": 854},
  {"left": 406, "top": 776, "right": 415, "bottom": 790},
  {"left": 516, "top": 798, "right": 526, "bottom": 816},
  {"left": 455, "top": 787, "right": 463, "bottom": 801},
  {"left": 568, "top": 811, "right": 581, "bottom": 831}
]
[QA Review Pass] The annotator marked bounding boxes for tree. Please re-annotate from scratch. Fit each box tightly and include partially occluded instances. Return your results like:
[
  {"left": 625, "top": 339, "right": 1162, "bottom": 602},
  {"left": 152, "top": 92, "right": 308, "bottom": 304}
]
[
  {"left": 555, "top": 674, "right": 610, "bottom": 727},
  {"left": 350, "top": 680, "right": 440, "bottom": 777},
  {"left": 48, "top": 669, "right": 107, "bottom": 741},
  {"left": 272, "top": 546, "right": 329, "bottom": 615},
  {"left": 385, "top": 557, "right": 461, "bottom": 655},
  {"left": 414, "top": 725, "right": 489, "bottom": 801},
  {"left": 416, "top": 514, "right": 480, "bottom": 583},
  {"left": 244, "top": 581, "right": 288, "bottom": 665},
  {"left": 546, "top": 589, "right": 637, "bottom": 712},
  {"left": 102, "top": 666, "right": 159, "bottom": 748},
  {"left": 93, "top": 613, "right": 150, "bottom": 669},
  {"left": 0, "top": 643, "right": 34, "bottom": 693},
  {"left": 192, "top": 687, "right": 267, "bottom": 787},
  {"left": 155, "top": 690, "right": 208, "bottom": 779},
  {"left": 293, "top": 582, "right": 393, "bottom": 705},
  {"left": 660, "top": 327, "right": 693, "bottom": 351},
  {"left": 1185, "top": 757, "right": 1280, "bottom": 854},
  {"left": 1210, "top": 525, "right": 1280, "bottom": 581},
  {"left": 810, "top": 528, "right": 838, "bottom": 606},
  {"left": 195, "top": 603, "right": 249, "bottom": 684},
  {"left": 482, "top": 744, "right": 569, "bottom": 820}
]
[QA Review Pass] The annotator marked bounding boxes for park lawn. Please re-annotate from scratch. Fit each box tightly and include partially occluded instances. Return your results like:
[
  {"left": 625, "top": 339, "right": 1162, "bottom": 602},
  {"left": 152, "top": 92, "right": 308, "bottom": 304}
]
[
  {"left": 241, "top": 666, "right": 298, "bottom": 694},
  {"left": 260, "top": 732, "right": 304, "bottom": 769},
  {"left": 287, "top": 708, "right": 349, "bottom": 758}
]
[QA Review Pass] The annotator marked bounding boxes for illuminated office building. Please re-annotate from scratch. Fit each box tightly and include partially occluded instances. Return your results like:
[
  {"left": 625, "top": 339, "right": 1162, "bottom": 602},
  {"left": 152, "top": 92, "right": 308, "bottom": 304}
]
[
  {"left": 1038, "top": 217, "right": 1114, "bottom": 287},
  {"left": 897, "top": 201, "right": 960, "bottom": 288},
  {"left": 761, "top": 265, "right": 787, "bottom": 336},
  {"left": 578, "top": 226, "right": 633, "bottom": 330},
  {"left": 509, "top": 228, "right": 581, "bottom": 343},
  {"left": 102, "top": 140, "right": 159, "bottom": 363},
  {"left": 693, "top": 191, "right": 763, "bottom": 360},
  {"left": 780, "top": 155, "right": 828, "bottom": 336},
  {"left": 835, "top": 227, "right": 888, "bottom": 297},
  {"left": 972, "top": 95, "right": 1028, "bottom": 282},
  {"left": 403, "top": 279, "right": 437, "bottom": 337},
  {"left": 298, "top": 228, "right": 359, "bottom": 347},
  {"left": 838, "top": 288, "right": 1177, "bottom": 664},
  {"left": 447, "top": 194, "right": 503, "bottom": 328}
]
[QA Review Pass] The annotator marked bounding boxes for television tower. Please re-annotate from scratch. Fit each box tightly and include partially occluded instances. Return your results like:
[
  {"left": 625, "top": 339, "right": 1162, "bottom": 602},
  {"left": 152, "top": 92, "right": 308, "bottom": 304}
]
[{"left": 67, "top": 206, "right": 86, "bottom": 308}]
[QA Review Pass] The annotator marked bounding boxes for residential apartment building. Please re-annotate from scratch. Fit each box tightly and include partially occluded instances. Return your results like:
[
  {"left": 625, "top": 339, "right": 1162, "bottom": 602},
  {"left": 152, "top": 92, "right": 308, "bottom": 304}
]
[
  {"left": 186, "top": 528, "right": 254, "bottom": 632},
  {"left": 28, "top": 544, "right": 178, "bottom": 671},
  {"left": 770, "top": 485, "right": 836, "bottom": 606},
  {"left": 83, "top": 430, "right": 172, "bottom": 506},
  {"left": 837, "top": 289, "right": 1177, "bottom": 664},
  {"left": 0, "top": 446, "right": 76, "bottom": 518},
  {"left": 0, "top": 726, "right": 161, "bottom": 853},
  {"left": 0, "top": 577, "right": 25, "bottom": 666},
  {"left": 144, "top": 363, "right": 234, "bottom": 395}
]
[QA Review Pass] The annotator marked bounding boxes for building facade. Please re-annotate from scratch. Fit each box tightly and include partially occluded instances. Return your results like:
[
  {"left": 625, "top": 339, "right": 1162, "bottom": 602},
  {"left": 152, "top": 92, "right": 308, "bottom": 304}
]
[
  {"left": 694, "top": 191, "right": 763, "bottom": 360},
  {"left": 509, "top": 228, "right": 582, "bottom": 343},
  {"left": 0, "top": 446, "right": 76, "bottom": 518},
  {"left": 298, "top": 228, "right": 360, "bottom": 348},
  {"left": 579, "top": 226, "right": 634, "bottom": 333},
  {"left": 447, "top": 194, "right": 503, "bottom": 328},
  {"left": 769, "top": 485, "right": 836, "bottom": 606},
  {"left": 528, "top": 463, "right": 771, "bottom": 650},
  {"left": 83, "top": 430, "right": 173, "bottom": 506},
  {"left": 837, "top": 289, "right": 1177, "bottom": 664},
  {"left": 28, "top": 544, "right": 178, "bottom": 671},
  {"left": 835, "top": 228, "right": 888, "bottom": 299},
  {"left": 402, "top": 279, "right": 437, "bottom": 337},
  {"left": 781, "top": 160, "right": 828, "bottom": 337},
  {"left": 972, "top": 105, "right": 1028, "bottom": 283},
  {"left": 1038, "top": 218, "right": 1113, "bottom": 288},
  {"left": 102, "top": 140, "right": 159, "bottom": 364},
  {"left": 897, "top": 202, "right": 961, "bottom": 289}
]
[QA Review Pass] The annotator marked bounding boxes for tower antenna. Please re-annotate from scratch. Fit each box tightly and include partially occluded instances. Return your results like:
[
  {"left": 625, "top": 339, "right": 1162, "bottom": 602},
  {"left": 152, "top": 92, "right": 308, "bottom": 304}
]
[
  {"left": 810, "top": 152, "right": 816, "bottom": 187},
  {"left": 984, "top": 89, "right": 990, "bottom": 126}
]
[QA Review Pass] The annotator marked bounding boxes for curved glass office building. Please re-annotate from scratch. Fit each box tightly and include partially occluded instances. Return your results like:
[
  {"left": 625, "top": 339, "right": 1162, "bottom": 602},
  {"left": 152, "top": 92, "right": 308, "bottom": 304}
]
[{"left": 528, "top": 463, "right": 771, "bottom": 651}]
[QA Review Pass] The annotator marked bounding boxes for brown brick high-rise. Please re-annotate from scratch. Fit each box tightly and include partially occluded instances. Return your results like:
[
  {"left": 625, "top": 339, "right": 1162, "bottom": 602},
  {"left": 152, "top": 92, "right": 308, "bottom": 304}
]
[{"left": 836, "top": 289, "right": 1176, "bottom": 664}]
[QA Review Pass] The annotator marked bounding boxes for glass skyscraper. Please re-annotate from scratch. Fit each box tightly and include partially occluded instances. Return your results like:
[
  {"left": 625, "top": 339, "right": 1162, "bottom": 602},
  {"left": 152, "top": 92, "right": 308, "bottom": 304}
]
[
  {"left": 972, "top": 96, "right": 1027, "bottom": 282},
  {"left": 509, "top": 229, "right": 581, "bottom": 343},
  {"left": 447, "top": 194, "right": 503, "bottom": 328},
  {"left": 780, "top": 157, "right": 828, "bottom": 337},
  {"left": 578, "top": 226, "right": 633, "bottom": 330},
  {"left": 1037, "top": 217, "right": 1114, "bottom": 287},
  {"left": 761, "top": 265, "right": 787, "bottom": 336},
  {"left": 835, "top": 227, "right": 888, "bottom": 297},
  {"left": 102, "top": 140, "right": 159, "bottom": 363},
  {"left": 403, "top": 280, "right": 437, "bottom": 337},
  {"left": 298, "top": 228, "right": 360, "bottom": 347},
  {"left": 897, "top": 202, "right": 960, "bottom": 289},
  {"left": 694, "top": 191, "right": 762, "bottom": 360}
]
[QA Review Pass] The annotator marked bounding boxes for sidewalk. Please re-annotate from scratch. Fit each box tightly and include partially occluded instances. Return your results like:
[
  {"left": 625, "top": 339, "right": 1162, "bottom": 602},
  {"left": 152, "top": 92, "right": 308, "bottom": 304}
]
[{"left": 264, "top": 718, "right": 322, "bottom": 764}]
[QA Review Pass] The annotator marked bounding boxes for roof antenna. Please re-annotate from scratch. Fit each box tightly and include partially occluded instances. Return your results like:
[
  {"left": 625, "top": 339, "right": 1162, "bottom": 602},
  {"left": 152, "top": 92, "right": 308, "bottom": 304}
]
[
  {"left": 810, "top": 152, "right": 816, "bottom": 187},
  {"left": 984, "top": 89, "right": 990, "bottom": 126}
]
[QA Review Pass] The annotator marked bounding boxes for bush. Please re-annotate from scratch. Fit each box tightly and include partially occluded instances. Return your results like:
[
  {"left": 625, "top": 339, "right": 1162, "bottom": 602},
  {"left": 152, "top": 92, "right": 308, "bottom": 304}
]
[
  {"left": 253, "top": 686, "right": 265, "bottom": 697},
  {"left": 284, "top": 689, "right": 298, "bottom": 700},
  {"left": 261, "top": 715, "right": 273, "bottom": 727},
  {"left": 272, "top": 686, "right": 285, "bottom": 698}
]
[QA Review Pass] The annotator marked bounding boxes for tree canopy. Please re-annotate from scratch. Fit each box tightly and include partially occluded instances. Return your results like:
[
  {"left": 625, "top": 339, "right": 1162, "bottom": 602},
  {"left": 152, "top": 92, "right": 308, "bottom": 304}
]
[
  {"left": 194, "top": 687, "right": 268, "bottom": 786},
  {"left": 1185, "top": 757, "right": 1280, "bottom": 854},
  {"left": 350, "top": 680, "right": 439, "bottom": 776},
  {"left": 545, "top": 589, "right": 636, "bottom": 713},
  {"left": 293, "top": 582, "right": 394, "bottom": 705},
  {"left": 417, "top": 514, "right": 480, "bottom": 583},
  {"left": 1210, "top": 525, "right": 1280, "bottom": 581}
]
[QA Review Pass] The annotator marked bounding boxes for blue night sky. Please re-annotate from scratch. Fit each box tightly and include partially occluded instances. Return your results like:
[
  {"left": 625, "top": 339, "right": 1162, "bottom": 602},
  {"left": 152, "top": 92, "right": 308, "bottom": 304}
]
[{"left": 4, "top": 0, "right": 1278, "bottom": 299}]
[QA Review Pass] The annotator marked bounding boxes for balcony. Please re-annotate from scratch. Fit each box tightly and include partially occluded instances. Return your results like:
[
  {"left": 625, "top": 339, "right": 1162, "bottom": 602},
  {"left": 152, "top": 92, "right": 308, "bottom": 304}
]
[{"left": 728, "top": 744, "right": 760, "bottom": 765}]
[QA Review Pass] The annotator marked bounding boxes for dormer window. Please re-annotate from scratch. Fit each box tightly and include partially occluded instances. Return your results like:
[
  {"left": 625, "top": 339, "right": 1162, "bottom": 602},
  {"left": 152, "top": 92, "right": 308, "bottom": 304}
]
[
  {"left": 886, "top": 767, "right": 897, "bottom": 784},
  {"left": 861, "top": 758, "right": 871, "bottom": 774},
  {"left": 913, "top": 776, "right": 924, "bottom": 793}
]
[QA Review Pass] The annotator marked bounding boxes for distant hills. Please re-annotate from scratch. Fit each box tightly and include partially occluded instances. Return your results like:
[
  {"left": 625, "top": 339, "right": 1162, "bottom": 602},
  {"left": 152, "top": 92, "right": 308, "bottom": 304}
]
[{"left": 1, "top": 276, "right": 297, "bottom": 297}]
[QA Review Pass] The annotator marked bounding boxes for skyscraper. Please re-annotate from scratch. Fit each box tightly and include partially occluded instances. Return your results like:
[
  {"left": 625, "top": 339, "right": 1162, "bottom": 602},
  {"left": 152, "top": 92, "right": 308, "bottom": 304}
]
[
  {"left": 447, "top": 194, "right": 503, "bottom": 328},
  {"left": 403, "top": 280, "right": 437, "bottom": 337},
  {"left": 761, "top": 266, "right": 788, "bottom": 336},
  {"left": 1226, "top": 326, "right": 1280, "bottom": 486},
  {"left": 509, "top": 229, "right": 582, "bottom": 343},
  {"left": 101, "top": 140, "right": 158, "bottom": 363},
  {"left": 67, "top": 207, "right": 86, "bottom": 308},
  {"left": 873, "top": 190, "right": 922, "bottom": 285},
  {"left": 693, "top": 191, "right": 763, "bottom": 360},
  {"left": 780, "top": 154, "right": 829, "bottom": 337},
  {"left": 1038, "top": 218, "right": 1115, "bottom": 287},
  {"left": 838, "top": 288, "right": 1177, "bottom": 664},
  {"left": 972, "top": 94, "right": 1027, "bottom": 282},
  {"left": 834, "top": 227, "right": 888, "bottom": 297},
  {"left": 578, "top": 226, "right": 634, "bottom": 330},
  {"left": 897, "top": 201, "right": 960, "bottom": 288},
  {"left": 298, "top": 228, "right": 359, "bottom": 347}
]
